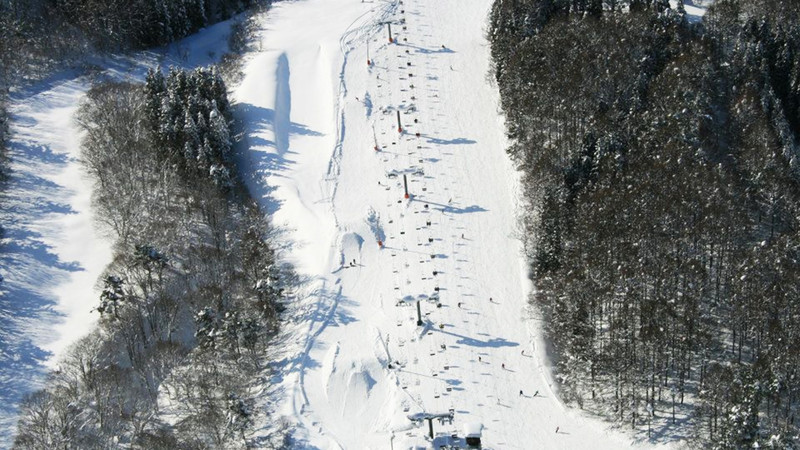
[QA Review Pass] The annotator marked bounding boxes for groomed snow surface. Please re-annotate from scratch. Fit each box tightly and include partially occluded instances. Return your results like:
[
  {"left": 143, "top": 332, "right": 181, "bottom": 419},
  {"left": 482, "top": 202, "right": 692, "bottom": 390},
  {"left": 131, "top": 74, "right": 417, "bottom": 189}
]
[{"left": 236, "top": 0, "right": 680, "bottom": 448}]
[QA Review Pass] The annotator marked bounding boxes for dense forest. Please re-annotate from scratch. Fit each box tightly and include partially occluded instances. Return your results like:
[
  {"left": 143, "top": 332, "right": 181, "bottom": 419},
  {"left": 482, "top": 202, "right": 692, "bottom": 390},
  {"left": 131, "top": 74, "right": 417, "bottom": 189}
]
[
  {"left": 0, "top": 0, "right": 262, "bottom": 84},
  {"left": 490, "top": 0, "right": 800, "bottom": 447}
]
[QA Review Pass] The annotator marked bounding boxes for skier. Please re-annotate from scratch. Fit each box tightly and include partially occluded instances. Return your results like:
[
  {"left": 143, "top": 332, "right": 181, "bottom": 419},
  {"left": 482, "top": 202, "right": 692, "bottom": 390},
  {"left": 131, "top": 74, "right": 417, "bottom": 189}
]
[
  {"left": 519, "top": 390, "right": 523, "bottom": 396},
  {"left": 502, "top": 363, "right": 505, "bottom": 369},
  {"left": 478, "top": 356, "right": 481, "bottom": 362},
  {"left": 534, "top": 390, "right": 539, "bottom": 397},
  {"left": 555, "top": 427, "right": 559, "bottom": 434}
]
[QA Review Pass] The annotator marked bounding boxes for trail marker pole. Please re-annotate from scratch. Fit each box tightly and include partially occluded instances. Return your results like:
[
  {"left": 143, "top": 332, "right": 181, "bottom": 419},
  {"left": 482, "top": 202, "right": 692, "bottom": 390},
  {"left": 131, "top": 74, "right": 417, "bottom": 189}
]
[
  {"left": 373, "top": 124, "right": 379, "bottom": 151},
  {"left": 403, "top": 174, "right": 409, "bottom": 199},
  {"left": 388, "top": 23, "right": 393, "bottom": 43},
  {"left": 396, "top": 110, "right": 402, "bottom": 133},
  {"left": 367, "top": 42, "right": 371, "bottom": 66},
  {"left": 416, "top": 302, "right": 423, "bottom": 326}
]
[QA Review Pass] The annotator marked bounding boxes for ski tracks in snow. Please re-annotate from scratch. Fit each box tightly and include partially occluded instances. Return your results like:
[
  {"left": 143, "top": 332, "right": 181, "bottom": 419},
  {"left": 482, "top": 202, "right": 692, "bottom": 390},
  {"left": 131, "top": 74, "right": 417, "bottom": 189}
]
[{"left": 245, "top": 0, "right": 675, "bottom": 448}]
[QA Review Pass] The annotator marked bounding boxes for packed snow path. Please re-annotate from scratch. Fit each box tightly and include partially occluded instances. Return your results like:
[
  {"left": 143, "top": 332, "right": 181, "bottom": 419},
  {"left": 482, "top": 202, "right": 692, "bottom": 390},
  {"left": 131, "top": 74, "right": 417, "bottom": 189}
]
[{"left": 237, "top": 0, "right": 672, "bottom": 448}]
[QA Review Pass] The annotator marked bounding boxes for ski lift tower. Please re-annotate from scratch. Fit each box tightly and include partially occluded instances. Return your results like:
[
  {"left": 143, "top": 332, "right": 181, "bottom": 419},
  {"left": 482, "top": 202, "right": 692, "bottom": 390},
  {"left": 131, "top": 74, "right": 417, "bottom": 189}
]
[
  {"left": 378, "top": 20, "right": 399, "bottom": 43},
  {"left": 397, "top": 294, "right": 425, "bottom": 326},
  {"left": 397, "top": 292, "right": 440, "bottom": 326},
  {"left": 407, "top": 410, "right": 455, "bottom": 439}
]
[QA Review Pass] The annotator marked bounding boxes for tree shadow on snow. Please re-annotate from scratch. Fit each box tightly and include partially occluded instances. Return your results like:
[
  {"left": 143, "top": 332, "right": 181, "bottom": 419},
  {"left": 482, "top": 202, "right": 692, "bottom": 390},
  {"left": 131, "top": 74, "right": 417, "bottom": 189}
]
[
  {"left": 401, "top": 43, "right": 456, "bottom": 55},
  {"left": 411, "top": 198, "right": 487, "bottom": 215},
  {"left": 267, "top": 279, "right": 358, "bottom": 385},
  {"left": 424, "top": 136, "right": 476, "bottom": 146},
  {"left": 0, "top": 138, "right": 86, "bottom": 443},
  {"left": 231, "top": 102, "right": 322, "bottom": 216},
  {"left": 425, "top": 325, "right": 519, "bottom": 349}
]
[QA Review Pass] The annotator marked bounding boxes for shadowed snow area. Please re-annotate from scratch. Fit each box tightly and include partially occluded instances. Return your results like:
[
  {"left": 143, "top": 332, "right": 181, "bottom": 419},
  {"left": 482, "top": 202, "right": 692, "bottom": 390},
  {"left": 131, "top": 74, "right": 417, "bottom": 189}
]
[
  {"left": 0, "top": 75, "right": 114, "bottom": 443},
  {"left": 237, "top": 0, "right": 680, "bottom": 448}
]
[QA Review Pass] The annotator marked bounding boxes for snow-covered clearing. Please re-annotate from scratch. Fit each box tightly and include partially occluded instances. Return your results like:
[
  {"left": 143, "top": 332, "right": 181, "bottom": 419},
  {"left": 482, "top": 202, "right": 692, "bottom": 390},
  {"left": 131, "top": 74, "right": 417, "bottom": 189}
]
[
  {"left": 672, "top": 0, "right": 714, "bottom": 20},
  {"left": 0, "top": 19, "right": 238, "bottom": 444},
  {"left": 236, "top": 0, "right": 679, "bottom": 448}
]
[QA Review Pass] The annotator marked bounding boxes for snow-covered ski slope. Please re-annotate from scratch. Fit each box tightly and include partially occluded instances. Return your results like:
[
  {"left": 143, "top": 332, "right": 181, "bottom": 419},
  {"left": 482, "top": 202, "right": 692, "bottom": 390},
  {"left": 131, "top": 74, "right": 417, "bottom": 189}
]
[
  {"left": 0, "top": 73, "right": 115, "bottom": 442},
  {"left": 236, "top": 1, "right": 677, "bottom": 448}
]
